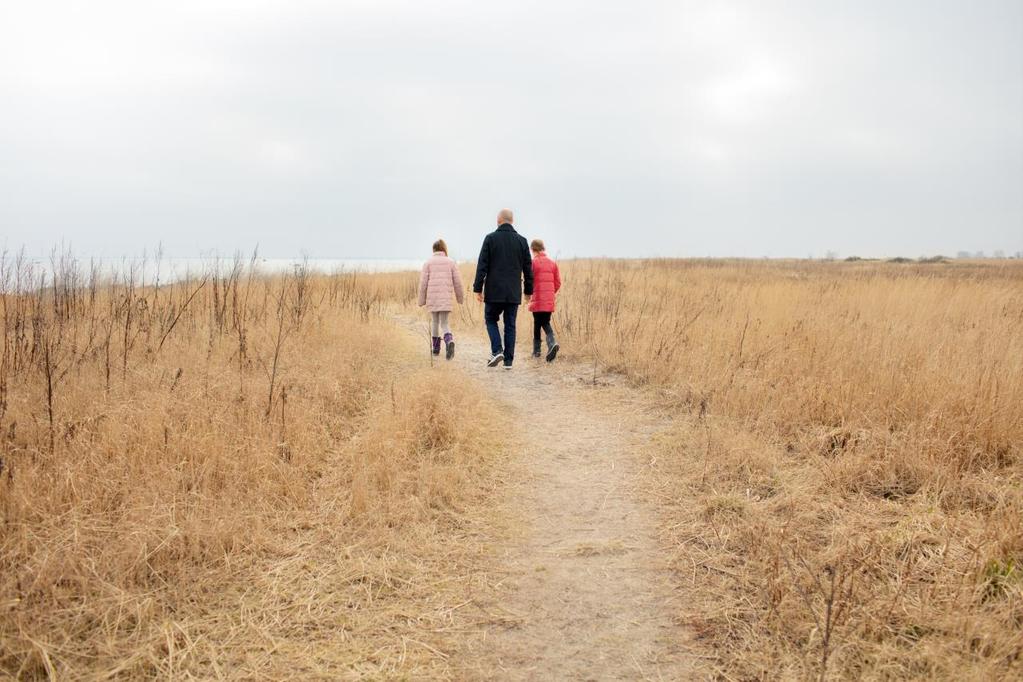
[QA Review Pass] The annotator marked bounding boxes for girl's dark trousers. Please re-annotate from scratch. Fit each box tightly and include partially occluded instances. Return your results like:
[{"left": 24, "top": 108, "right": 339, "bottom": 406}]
[{"left": 532, "top": 311, "right": 556, "bottom": 353}]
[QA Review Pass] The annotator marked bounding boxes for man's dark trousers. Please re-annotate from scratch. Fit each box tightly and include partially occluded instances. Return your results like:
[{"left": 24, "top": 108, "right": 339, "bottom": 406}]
[{"left": 485, "top": 302, "right": 518, "bottom": 366}]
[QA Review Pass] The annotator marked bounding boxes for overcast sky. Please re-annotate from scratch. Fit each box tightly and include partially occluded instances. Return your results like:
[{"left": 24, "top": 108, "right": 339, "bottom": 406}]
[{"left": 2, "top": 0, "right": 1021, "bottom": 260}]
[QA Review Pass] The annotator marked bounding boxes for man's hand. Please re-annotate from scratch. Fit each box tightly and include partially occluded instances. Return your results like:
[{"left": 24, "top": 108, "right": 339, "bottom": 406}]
[{"left": 475, "top": 292, "right": 483, "bottom": 303}]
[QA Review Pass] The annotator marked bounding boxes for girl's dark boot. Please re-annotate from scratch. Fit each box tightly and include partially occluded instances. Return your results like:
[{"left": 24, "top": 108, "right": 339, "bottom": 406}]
[
  {"left": 443, "top": 333, "right": 455, "bottom": 360},
  {"left": 545, "top": 332, "right": 560, "bottom": 362}
]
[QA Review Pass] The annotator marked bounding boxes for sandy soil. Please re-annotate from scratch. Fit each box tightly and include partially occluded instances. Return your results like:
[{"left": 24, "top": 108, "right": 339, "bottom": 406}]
[{"left": 403, "top": 317, "right": 695, "bottom": 680}]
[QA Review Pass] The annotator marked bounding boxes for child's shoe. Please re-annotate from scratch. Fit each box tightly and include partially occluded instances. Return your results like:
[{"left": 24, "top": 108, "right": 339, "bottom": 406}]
[
  {"left": 545, "top": 330, "right": 559, "bottom": 362},
  {"left": 432, "top": 337, "right": 441, "bottom": 356},
  {"left": 444, "top": 333, "right": 455, "bottom": 360},
  {"left": 532, "top": 340, "right": 542, "bottom": 358}
]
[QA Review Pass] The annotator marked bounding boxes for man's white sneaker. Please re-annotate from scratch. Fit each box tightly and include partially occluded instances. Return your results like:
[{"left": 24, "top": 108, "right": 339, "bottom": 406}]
[{"left": 487, "top": 353, "right": 504, "bottom": 368}]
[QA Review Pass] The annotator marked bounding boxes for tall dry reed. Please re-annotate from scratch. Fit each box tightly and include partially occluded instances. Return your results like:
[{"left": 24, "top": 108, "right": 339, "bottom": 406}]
[{"left": 0, "top": 250, "right": 500, "bottom": 678}]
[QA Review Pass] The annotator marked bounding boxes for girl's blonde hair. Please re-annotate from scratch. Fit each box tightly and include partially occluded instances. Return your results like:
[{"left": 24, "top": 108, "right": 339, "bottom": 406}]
[
  {"left": 530, "top": 239, "right": 545, "bottom": 253},
  {"left": 432, "top": 239, "right": 447, "bottom": 254}
]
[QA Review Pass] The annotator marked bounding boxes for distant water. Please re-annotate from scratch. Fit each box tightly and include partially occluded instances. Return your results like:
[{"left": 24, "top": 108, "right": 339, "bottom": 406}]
[
  {"left": 3, "top": 256, "right": 424, "bottom": 286},
  {"left": 151, "top": 257, "right": 425, "bottom": 279}
]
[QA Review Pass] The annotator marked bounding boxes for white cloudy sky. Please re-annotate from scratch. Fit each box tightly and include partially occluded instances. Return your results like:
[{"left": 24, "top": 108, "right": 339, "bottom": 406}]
[{"left": 1, "top": 0, "right": 1021, "bottom": 259}]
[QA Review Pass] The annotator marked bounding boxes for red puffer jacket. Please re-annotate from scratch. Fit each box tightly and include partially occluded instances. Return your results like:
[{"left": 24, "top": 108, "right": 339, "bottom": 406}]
[{"left": 528, "top": 252, "right": 561, "bottom": 312}]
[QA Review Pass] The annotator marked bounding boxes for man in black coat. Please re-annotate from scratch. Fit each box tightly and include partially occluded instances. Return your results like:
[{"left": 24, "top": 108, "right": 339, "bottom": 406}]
[{"left": 473, "top": 208, "right": 533, "bottom": 369}]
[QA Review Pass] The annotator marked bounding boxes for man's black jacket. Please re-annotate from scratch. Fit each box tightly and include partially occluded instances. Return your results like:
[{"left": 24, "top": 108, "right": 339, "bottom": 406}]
[{"left": 472, "top": 223, "right": 534, "bottom": 304}]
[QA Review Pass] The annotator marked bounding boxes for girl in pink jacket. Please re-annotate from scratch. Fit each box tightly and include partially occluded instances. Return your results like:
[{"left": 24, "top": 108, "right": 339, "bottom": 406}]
[
  {"left": 418, "top": 239, "right": 465, "bottom": 359},
  {"left": 528, "top": 239, "right": 561, "bottom": 362}
]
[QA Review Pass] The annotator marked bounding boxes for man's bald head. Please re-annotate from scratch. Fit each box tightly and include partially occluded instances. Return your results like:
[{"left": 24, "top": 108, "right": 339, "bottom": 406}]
[{"left": 497, "top": 208, "right": 514, "bottom": 225}]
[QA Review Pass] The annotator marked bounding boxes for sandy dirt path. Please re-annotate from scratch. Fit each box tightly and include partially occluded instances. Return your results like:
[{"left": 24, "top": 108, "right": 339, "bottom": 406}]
[{"left": 400, "top": 316, "right": 694, "bottom": 680}]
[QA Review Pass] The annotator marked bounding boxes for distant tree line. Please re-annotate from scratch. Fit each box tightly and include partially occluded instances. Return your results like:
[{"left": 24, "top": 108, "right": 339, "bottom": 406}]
[
  {"left": 955, "top": 250, "right": 1022, "bottom": 259},
  {"left": 817, "top": 251, "right": 1023, "bottom": 261}
]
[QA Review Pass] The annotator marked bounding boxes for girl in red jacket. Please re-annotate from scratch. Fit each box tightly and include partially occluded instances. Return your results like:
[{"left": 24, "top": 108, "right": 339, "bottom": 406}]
[{"left": 528, "top": 239, "right": 561, "bottom": 362}]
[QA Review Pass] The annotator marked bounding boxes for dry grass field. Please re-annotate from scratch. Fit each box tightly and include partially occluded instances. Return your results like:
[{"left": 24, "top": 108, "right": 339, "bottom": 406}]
[
  {"left": 2, "top": 252, "right": 1020, "bottom": 680},
  {"left": 552, "top": 258, "right": 1023, "bottom": 679},
  {"left": 0, "top": 254, "right": 503, "bottom": 678}
]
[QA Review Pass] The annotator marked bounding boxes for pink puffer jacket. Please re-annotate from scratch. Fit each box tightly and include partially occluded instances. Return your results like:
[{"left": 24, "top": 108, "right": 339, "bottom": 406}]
[
  {"left": 528, "top": 252, "right": 561, "bottom": 312},
  {"left": 418, "top": 251, "right": 465, "bottom": 312}
]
